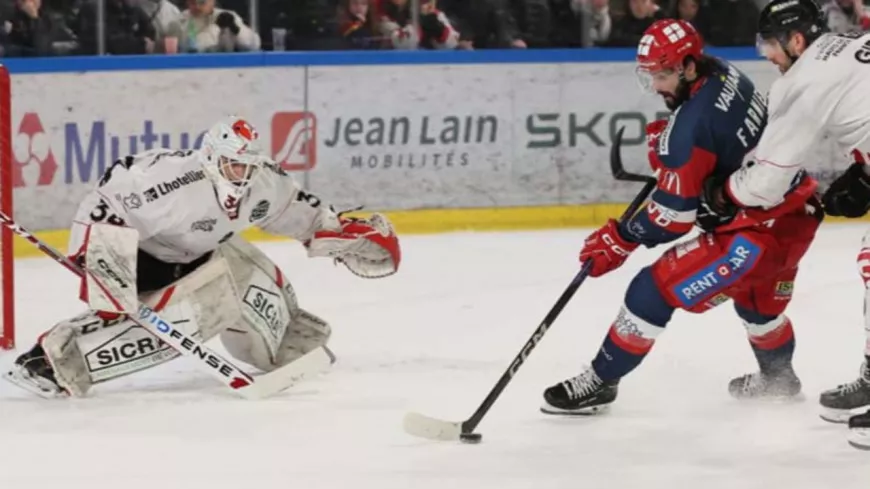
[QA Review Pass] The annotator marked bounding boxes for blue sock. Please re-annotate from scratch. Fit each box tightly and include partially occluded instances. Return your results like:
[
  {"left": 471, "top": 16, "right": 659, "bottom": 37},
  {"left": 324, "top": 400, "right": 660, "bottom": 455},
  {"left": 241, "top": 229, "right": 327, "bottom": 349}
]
[{"left": 591, "top": 267, "right": 675, "bottom": 382}]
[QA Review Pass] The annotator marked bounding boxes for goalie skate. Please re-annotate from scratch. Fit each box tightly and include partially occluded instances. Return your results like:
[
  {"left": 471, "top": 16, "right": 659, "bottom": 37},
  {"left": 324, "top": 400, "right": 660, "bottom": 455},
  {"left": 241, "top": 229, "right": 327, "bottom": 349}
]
[
  {"left": 2, "top": 344, "right": 66, "bottom": 399},
  {"left": 541, "top": 367, "right": 618, "bottom": 416},
  {"left": 819, "top": 361, "right": 870, "bottom": 423}
]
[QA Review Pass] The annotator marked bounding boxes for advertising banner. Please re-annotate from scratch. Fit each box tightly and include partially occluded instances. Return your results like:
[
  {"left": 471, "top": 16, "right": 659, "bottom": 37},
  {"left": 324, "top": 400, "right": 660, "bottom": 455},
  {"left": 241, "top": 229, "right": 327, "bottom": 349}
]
[
  {"left": 9, "top": 60, "right": 847, "bottom": 231},
  {"left": 11, "top": 67, "right": 306, "bottom": 230}
]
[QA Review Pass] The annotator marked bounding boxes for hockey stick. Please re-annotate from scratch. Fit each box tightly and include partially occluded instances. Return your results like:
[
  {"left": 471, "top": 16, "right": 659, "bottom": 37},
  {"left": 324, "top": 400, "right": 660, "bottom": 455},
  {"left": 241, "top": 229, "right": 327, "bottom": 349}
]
[
  {"left": 609, "top": 127, "right": 659, "bottom": 185},
  {"left": 402, "top": 126, "right": 658, "bottom": 442},
  {"left": 0, "top": 212, "right": 332, "bottom": 400}
]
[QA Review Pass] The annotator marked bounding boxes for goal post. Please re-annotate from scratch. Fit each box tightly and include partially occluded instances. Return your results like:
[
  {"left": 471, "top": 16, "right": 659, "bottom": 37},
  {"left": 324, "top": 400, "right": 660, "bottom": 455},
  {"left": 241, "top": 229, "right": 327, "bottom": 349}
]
[{"left": 1, "top": 64, "right": 14, "bottom": 350}]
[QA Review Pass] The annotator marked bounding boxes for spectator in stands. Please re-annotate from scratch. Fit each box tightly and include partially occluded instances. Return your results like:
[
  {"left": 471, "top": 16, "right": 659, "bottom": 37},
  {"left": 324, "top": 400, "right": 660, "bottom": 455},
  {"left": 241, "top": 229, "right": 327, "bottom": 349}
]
[
  {"left": 508, "top": 0, "right": 552, "bottom": 47},
  {"left": 704, "top": 0, "right": 758, "bottom": 45},
  {"left": 580, "top": 0, "right": 612, "bottom": 47},
  {"left": 548, "top": 0, "right": 586, "bottom": 47},
  {"left": 136, "top": 0, "right": 184, "bottom": 52},
  {"left": 74, "top": 0, "right": 156, "bottom": 54},
  {"left": 546, "top": 0, "right": 612, "bottom": 47},
  {"left": 606, "top": 0, "right": 664, "bottom": 46},
  {"left": 824, "top": 0, "right": 870, "bottom": 33},
  {"left": 376, "top": 0, "right": 459, "bottom": 50},
  {"left": 216, "top": 0, "right": 249, "bottom": 24},
  {"left": 1, "top": 0, "right": 77, "bottom": 55},
  {"left": 668, "top": 0, "right": 711, "bottom": 42},
  {"left": 259, "top": 0, "right": 340, "bottom": 51},
  {"left": 178, "top": 0, "right": 259, "bottom": 52},
  {"left": 338, "top": 0, "right": 383, "bottom": 48},
  {"left": 439, "top": 0, "right": 526, "bottom": 49}
]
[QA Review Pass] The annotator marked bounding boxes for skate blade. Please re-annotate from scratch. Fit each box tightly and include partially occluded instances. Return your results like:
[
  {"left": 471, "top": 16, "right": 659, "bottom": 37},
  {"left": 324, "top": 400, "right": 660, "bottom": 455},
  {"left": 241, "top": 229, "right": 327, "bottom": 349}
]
[
  {"left": 820, "top": 407, "right": 859, "bottom": 424},
  {"left": 540, "top": 403, "right": 612, "bottom": 416},
  {"left": 848, "top": 428, "right": 870, "bottom": 451},
  {"left": 731, "top": 392, "right": 806, "bottom": 404},
  {"left": 1, "top": 369, "right": 67, "bottom": 399}
]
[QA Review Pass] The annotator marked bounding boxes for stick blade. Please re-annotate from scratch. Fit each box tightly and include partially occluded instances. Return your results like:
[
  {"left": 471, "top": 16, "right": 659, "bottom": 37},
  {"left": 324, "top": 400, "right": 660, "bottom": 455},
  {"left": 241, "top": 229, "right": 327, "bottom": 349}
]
[
  {"left": 610, "top": 126, "right": 628, "bottom": 180},
  {"left": 402, "top": 411, "right": 463, "bottom": 441},
  {"left": 237, "top": 346, "right": 333, "bottom": 400},
  {"left": 610, "top": 126, "right": 657, "bottom": 184}
]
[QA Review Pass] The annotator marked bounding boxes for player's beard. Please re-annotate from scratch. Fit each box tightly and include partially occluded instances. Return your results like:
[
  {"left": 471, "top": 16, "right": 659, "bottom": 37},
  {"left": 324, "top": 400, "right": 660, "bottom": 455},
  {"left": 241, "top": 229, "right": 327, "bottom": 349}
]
[{"left": 658, "top": 79, "right": 692, "bottom": 111}]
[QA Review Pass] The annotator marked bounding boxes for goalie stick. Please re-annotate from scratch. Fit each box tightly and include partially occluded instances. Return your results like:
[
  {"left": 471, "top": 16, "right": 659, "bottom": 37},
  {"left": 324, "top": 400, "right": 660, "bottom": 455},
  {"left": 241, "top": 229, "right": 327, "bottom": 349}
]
[
  {"left": 0, "top": 212, "right": 332, "bottom": 400},
  {"left": 403, "top": 126, "right": 658, "bottom": 442}
]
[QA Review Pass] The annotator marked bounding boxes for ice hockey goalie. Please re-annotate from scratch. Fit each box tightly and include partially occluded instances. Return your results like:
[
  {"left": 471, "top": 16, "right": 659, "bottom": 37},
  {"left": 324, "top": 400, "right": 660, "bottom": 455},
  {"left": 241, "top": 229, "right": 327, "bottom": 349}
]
[{"left": 3, "top": 116, "right": 401, "bottom": 398}]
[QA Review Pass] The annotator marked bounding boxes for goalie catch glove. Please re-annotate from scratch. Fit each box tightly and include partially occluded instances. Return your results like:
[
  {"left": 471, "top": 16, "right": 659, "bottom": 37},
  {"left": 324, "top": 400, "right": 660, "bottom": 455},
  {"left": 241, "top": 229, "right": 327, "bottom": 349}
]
[
  {"left": 305, "top": 212, "right": 401, "bottom": 279},
  {"left": 822, "top": 162, "right": 870, "bottom": 218}
]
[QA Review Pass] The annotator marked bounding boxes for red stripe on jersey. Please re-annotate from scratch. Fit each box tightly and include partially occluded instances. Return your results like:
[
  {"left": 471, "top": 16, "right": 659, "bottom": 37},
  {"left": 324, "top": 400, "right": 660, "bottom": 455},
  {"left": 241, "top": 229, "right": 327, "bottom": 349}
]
[
  {"left": 657, "top": 146, "right": 718, "bottom": 198},
  {"left": 607, "top": 325, "right": 655, "bottom": 356}
]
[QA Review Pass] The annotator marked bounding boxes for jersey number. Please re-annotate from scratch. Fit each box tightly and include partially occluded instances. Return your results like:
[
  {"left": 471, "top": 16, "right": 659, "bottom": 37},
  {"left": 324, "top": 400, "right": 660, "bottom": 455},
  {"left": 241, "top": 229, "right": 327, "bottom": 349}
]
[
  {"left": 90, "top": 199, "right": 126, "bottom": 226},
  {"left": 647, "top": 202, "right": 677, "bottom": 228},
  {"left": 296, "top": 190, "right": 321, "bottom": 208}
]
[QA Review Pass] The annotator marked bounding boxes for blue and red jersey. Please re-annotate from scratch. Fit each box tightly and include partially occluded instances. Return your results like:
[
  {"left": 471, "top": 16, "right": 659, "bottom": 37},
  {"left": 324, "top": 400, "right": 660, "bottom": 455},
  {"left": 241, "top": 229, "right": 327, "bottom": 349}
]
[{"left": 620, "top": 59, "right": 773, "bottom": 247}]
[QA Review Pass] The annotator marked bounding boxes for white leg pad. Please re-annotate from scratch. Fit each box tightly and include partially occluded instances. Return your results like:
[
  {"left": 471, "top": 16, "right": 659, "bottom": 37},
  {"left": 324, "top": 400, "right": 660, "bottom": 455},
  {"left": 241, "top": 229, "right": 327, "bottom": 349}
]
[
  {"left": 217, "top": 236, "right": 333, "bottom": 372},
  {"left": 41, "top": 257, "right": 243, "bottom": 396},
  {"left": 41, "top": 312, "right": 104, "bottom": 397},
  {"left": 220, "top": 308, "right": 331, "bottom": 372}
]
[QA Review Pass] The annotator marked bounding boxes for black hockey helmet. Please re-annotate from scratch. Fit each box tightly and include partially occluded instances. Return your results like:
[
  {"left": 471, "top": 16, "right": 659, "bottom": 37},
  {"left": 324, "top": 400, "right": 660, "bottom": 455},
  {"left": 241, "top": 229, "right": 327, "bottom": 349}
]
[{"left": 758, "top": 0, "right": 826, "bottom": 45}]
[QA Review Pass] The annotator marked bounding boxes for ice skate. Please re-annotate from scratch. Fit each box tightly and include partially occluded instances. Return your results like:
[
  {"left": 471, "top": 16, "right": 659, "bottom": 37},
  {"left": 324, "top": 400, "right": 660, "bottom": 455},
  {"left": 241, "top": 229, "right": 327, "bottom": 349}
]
[
  {"left": 728, "top": 367, "right": 802, "bottom": 401},
  {"left": 819, "top": 360, "right": 870, "bottom": 423},
  {"left": 2, "top": 343, "right": 66, "bottom": 398},
  {"left": 541, "top": 367, "right": 619, "bottom": 416}
]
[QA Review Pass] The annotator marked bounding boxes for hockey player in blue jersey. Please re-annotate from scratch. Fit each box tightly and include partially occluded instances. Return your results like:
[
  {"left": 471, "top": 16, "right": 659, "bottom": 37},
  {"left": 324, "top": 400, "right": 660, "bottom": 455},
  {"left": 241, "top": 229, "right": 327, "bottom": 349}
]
[{"left": 541, "top": 19, "right": 824, "bottom": 415}]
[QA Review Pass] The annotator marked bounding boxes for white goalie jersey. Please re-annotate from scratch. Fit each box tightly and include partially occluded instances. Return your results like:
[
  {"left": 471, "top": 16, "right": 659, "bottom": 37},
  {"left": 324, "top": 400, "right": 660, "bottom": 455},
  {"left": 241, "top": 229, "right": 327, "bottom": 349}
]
[
  {"left": 68, "top": 148, "right": 334, "bottom": 263},
  {"left": 728, "top": 31, "right": 870, "bottom": 207}
]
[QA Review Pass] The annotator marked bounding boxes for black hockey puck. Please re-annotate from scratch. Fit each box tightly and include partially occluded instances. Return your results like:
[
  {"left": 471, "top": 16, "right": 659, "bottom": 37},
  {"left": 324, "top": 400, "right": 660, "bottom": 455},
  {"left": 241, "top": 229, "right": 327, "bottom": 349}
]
[{"left": 460, "top": 433, "right": 482, "bottom": 444}]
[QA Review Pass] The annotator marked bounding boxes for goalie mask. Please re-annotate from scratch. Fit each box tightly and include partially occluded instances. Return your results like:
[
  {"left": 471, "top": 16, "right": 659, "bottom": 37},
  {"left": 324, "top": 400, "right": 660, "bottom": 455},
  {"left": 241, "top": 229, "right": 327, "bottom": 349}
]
[{"left": 201, "top": 117, "right": 264, "bottom": 216}]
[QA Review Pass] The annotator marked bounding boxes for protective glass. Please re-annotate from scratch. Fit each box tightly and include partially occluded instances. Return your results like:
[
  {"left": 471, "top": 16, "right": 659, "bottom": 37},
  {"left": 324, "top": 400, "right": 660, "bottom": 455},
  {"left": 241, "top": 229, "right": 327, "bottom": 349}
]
[
  {"left": 756, "top": 34, "right": 782, "bottom": 58},
  {"left": 635, "top": 66, "right": 677, "bottom": 93}
]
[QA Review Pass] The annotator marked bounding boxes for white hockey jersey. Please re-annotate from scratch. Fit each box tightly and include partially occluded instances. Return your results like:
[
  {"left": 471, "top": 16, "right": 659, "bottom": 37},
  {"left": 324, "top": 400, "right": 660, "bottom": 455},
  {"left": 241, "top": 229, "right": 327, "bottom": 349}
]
[
  {"left": 68, "top": 148, "right": 336, "bottom": 263},
  {"left": 728, "top": 32, "right": 870, "bottom": 207}
]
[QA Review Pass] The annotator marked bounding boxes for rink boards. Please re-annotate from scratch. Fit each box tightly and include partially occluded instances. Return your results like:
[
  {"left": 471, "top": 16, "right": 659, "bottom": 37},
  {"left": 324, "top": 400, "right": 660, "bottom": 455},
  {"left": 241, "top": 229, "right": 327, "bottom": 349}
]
[{"left": 3, "top": 50, "right": 857, "bottom": 257}]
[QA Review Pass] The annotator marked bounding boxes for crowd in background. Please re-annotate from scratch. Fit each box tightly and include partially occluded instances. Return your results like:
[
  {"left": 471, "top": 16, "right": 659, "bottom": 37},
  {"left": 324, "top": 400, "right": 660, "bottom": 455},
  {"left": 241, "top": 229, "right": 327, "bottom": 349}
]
[{"left": 0, "top": 0, "right": 869, "bottom": 56}]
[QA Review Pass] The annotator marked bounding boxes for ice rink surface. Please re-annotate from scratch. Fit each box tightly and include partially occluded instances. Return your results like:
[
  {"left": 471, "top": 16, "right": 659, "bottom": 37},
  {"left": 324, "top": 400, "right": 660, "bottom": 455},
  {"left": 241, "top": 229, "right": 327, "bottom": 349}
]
[{"left": 1, "top": 223, "right": 869, "bottom": 488}]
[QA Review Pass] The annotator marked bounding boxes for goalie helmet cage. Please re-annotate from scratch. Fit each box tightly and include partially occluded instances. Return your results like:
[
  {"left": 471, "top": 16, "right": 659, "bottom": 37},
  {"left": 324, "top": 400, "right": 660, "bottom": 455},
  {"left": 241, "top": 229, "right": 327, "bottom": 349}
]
[{"left": 0, "top": 65, "right": 13, "bottom": 350}]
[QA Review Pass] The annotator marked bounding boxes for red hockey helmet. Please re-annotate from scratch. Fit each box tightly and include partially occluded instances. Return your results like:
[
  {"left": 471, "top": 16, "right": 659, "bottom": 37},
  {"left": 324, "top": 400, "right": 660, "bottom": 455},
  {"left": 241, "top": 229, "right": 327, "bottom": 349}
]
[{"left": 636, "top": 19, "right": 703, "bottom": 90}]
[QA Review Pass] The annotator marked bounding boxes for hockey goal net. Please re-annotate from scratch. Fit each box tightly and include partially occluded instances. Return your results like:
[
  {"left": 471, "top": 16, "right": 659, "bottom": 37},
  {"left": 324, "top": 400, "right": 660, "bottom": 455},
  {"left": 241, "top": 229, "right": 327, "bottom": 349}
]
[{"left": 0, "top": 65, "right": 13, "bottom": 350}]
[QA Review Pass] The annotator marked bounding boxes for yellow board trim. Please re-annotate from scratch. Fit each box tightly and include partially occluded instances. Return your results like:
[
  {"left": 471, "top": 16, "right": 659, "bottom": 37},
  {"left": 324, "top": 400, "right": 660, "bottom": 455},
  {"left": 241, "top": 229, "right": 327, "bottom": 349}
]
[{"left": 9, "top": 203, "right": 869, "bottom": 259}]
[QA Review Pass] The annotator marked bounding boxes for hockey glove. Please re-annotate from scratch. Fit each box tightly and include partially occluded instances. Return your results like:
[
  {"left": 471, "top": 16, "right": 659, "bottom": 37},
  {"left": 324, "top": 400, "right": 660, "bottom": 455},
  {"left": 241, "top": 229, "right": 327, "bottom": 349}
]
[
  {"left": 72, "top": 224, "right": 140, "bottom": 322},
  {"left": 696, "top": 173, "right": 739, "bottom": 231},
  {"left": 822, "top": 162, "right": 870, "bottom": 218},
  {"left": 419, "top": 12, "right": 445, "bottom": 40},
  {"left": 579, "top": 219, "right": 639, "bottom": 277},
  {"left": 306, "top": 213, "right": 401, "bottom": 278},
  {"left": 700, "top": 172, "right": 740, "bottom": 223},
  {"left": 216, "top": 12, "right": 241, "bottom": 35}
]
